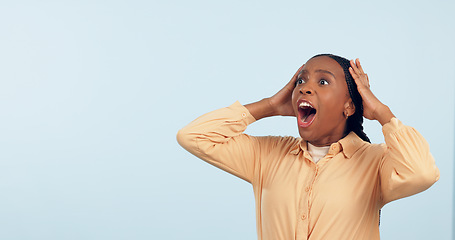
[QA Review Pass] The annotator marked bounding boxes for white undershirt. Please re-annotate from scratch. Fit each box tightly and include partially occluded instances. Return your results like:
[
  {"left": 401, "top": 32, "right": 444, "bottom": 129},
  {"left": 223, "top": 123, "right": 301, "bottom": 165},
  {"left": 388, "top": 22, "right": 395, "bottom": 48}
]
[{"left": 307, "top": 142, "right": 330, "bottom": 163}]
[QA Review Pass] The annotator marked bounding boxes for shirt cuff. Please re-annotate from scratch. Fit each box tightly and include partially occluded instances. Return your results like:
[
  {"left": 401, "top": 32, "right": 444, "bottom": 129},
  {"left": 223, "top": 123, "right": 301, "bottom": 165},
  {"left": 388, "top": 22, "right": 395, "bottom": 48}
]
[
  {"left": 381, "top": 117, "right": 404, "bottom": 136},
  {"left": 228, "top": 101, "right": 257, "bottom": 125}
]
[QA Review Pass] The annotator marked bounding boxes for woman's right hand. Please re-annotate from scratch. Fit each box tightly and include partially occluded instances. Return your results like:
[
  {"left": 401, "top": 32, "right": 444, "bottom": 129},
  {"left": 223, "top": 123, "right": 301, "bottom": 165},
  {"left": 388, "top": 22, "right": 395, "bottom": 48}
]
[
  {"left": 245, "top": 64, "right": 304, "bottom": 120},
  {"left": 268, "top": 64, "right": 304, "bottom": 116}
]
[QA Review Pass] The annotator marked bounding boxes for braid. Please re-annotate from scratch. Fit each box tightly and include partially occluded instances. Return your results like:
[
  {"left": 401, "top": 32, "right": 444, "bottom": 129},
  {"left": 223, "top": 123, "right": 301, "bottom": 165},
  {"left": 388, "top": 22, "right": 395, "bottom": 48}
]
[{"left": 311, "top": 54, "right": 371, "bottom": 143}]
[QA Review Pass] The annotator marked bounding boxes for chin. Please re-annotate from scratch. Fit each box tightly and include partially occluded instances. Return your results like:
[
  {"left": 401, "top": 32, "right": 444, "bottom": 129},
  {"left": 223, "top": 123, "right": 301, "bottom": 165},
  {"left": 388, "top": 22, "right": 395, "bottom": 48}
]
[{"left": 298, "top": 128, "right": 315, "bottom": 141}]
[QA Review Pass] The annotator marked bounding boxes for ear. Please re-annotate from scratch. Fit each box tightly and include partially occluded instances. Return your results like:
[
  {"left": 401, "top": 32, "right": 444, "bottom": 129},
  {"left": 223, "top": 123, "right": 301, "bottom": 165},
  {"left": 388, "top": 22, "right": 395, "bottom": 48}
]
[{"left": 344, "top": 99, "right": 356, "bottom": 117}]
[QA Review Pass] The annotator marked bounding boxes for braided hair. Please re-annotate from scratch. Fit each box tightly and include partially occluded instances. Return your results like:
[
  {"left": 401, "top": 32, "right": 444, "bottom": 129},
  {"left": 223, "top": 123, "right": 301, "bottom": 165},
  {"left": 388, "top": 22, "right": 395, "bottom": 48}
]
[{"left": 310, "top": 54, "right": 371, "bottom": 143}]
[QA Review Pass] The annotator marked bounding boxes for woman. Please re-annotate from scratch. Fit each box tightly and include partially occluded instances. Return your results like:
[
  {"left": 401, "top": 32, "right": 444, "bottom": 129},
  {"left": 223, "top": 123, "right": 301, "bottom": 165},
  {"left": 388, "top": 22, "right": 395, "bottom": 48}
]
[{"left": 176, "top": 54, "right": 439, "bottom": 240}]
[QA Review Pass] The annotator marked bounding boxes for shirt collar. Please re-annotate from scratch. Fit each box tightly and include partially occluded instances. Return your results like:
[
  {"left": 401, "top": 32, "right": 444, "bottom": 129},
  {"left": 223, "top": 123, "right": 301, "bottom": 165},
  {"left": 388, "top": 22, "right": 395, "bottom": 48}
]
[{"left": 290, "top": 131, "right": 366, "bottom": 158}]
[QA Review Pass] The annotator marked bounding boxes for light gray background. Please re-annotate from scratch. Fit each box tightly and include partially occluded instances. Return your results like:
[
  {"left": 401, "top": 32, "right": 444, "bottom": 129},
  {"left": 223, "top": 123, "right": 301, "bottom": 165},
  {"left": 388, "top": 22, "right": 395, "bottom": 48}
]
[{"left": 0, "top": 0, "right": 453, "bottom": 239}]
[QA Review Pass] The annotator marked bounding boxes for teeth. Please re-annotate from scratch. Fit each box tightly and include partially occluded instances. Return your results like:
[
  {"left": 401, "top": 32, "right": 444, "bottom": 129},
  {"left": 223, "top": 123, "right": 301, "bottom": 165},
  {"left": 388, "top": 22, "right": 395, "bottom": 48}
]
[{"left": 299, "top": 102, "right": 313, "bottom": 108}]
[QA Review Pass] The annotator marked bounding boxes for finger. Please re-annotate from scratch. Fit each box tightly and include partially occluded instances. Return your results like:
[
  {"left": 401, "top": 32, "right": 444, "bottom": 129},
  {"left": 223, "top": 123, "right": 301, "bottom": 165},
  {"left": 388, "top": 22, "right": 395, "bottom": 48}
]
[
  {"left": 349, "top": 59, "right": 357, "bottom": 71},
  {"left": 355, "top": 58, "right": 365, "bottom": 74},
  {"left": 349, "top": 66, "right": 360, "bottom": 81},
  {"left": 350, "top": 66, "right": 368, "bottom": 88},
  {"left": 288, "top": 64, "right": 305, "bottom": 88},
  {"left": 291, "top": 64, "right": 305, "bottom": 80},
  {"left": 349, "top": 66, "right": 356, "bottom": 77},
  {"left": 350, "top": 59, "right": 361, "bottom": 75},
  {"left": 365, "top": 73, "right": 370, "bottom": 87}
]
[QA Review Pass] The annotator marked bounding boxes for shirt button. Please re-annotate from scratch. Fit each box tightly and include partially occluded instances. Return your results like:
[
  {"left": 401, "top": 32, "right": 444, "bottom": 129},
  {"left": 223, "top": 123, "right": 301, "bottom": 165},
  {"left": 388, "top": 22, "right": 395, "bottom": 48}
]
[
  {"left": 305, "top": 187, "right": 311, "bottom": 192},
  {"left": 241, "top": 113, "right": 247, "bottom": 118},
  {"left": 301, "top": 215, "right": 306, "bottom": 220}
]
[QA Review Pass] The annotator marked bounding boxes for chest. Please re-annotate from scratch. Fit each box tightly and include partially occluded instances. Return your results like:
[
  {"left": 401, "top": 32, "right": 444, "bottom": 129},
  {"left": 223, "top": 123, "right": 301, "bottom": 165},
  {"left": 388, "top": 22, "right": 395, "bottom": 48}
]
[{"left": 259, "top": 152, "right": 381, "bottom": 214}]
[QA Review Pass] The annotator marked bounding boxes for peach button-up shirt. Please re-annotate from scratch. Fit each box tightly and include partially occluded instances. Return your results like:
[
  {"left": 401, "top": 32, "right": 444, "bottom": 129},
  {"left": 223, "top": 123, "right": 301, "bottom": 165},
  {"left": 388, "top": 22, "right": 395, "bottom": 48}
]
[{"left": 177, "top": 102, "right": 439, "bottom": 240}]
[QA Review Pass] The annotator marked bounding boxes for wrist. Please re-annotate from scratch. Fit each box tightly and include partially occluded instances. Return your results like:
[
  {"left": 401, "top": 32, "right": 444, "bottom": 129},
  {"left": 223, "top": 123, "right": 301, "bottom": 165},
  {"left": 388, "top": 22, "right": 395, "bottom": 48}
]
[
  {"left": 266, "top": 97, "right": 280, "bottom": 116},
  {"left": 374, "top": 104, "right": 395, "bottom": 126},
  {"left": 245, "top": 98, "right": 277, "bottom": 120}
]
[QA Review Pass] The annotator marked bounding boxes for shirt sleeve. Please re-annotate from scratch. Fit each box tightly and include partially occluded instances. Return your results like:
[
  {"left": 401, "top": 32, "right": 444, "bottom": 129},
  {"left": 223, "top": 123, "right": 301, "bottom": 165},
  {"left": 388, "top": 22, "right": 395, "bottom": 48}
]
[
  {"left": 379, "top": 118, "right": 440, "bottom": 205},
  {"left": 176, "top": 101, "right": 259, "bottom": 183}
]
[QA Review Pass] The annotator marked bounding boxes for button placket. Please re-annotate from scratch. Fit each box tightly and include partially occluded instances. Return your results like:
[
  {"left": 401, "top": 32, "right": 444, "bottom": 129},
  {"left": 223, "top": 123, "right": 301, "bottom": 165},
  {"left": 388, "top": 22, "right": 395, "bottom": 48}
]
[
  {"left": 296, "top": 160, "right": 313, "bottom": 239},
  {"left": 306, "top": 165, "right": 319, "bottom": 225}
]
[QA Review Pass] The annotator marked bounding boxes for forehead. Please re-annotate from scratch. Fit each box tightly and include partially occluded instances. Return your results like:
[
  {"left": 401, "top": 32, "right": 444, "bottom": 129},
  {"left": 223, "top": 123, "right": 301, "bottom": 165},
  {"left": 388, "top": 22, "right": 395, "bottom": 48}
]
[{"left": 300, "top": 56, "right": 345, "bottom": 80}]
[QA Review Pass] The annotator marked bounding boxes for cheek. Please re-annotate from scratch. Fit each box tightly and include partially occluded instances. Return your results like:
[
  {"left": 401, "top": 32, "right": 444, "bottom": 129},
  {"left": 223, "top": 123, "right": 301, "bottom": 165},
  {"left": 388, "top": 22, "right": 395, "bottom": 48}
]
[
  {"left": 319, "top": 91, "right": 347, "bottom": 115},
  {"left": 291, "top": 87, "right": 298, "bottom": 99},
  {"left": 291, "top": 88, "right": 299, "bottom": 105}
]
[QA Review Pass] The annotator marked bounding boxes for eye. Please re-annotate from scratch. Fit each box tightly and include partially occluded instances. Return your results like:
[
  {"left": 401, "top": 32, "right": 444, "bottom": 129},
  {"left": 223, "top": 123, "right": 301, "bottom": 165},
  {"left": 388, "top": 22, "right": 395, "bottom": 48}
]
[
  {"left": 296, "top": 78, "right": 305, "bottom": 85},
  {"left": 319, "top": 79, "right": 329, "bottom": 85}
]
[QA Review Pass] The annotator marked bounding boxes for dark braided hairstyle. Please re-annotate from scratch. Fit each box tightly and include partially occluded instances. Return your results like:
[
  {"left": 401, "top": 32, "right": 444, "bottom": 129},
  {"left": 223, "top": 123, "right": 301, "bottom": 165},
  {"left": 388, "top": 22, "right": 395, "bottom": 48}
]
[{"left": 310, "top": 54, "right": 371, "bottom": 143}]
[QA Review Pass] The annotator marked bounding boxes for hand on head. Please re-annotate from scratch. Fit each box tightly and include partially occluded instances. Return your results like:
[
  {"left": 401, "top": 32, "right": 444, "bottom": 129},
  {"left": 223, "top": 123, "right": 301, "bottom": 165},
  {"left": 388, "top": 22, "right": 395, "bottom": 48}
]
[
  {"left": 349, "top": 58, "right": 394, "bottom": 125},
  {"left": 268, "top": 64, "right": 305, "bottom": 117},
  {"left": 246, "top": 56, "right": 394, "bottom": 129}
]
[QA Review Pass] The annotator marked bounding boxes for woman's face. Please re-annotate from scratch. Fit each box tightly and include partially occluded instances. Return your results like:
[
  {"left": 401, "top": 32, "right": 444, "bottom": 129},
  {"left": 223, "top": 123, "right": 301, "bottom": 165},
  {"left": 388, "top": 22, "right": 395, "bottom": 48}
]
[{"left": 291, "top": 56, "right": 354, "bottom": 146}]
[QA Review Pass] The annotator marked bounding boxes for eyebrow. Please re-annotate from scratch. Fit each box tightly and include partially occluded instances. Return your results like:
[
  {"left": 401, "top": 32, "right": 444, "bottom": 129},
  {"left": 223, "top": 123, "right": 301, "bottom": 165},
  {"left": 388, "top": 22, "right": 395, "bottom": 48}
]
[
  {"left": 299, "top": 69, "right": 336, "bottom": 79},
  {"left": 315, "top": 69, "right": 335, "bottom": 78}
]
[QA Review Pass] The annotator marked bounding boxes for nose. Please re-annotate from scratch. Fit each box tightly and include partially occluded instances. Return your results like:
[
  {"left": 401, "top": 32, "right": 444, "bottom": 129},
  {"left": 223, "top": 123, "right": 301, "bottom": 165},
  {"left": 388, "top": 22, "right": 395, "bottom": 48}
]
[{"left": 299, "top": 85, "right": 314, "bottom": 95}]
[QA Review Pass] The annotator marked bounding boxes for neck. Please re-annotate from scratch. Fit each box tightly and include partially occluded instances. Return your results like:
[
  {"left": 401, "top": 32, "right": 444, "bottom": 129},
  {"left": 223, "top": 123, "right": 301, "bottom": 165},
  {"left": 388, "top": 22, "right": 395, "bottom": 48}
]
[{"left": 308, "top": 131, "right": 348, "bottom": 147}]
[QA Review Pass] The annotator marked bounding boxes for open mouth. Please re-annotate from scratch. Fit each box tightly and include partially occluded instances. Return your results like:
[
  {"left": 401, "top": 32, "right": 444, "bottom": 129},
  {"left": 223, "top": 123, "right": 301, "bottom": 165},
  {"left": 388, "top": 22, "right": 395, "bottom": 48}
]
[{"left": 297, "top": 100, "right": 316, "bottom": 128}]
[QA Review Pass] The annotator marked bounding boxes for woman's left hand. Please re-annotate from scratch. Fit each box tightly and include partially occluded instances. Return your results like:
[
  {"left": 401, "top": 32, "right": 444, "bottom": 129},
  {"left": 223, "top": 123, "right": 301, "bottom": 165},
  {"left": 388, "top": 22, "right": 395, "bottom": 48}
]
[{"left": 349, "top": 58, "right": 395, "bottom": 125}]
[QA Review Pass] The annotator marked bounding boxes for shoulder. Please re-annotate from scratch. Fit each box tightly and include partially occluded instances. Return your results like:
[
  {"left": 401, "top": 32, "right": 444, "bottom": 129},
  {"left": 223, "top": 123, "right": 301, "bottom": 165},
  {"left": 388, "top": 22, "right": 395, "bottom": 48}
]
[
  {"left": 255, "top": 135, "right": 301, "bottom": 153},
  {"left": 355, "top": 142, "right": 387, "bottom": 159},
  {"left": 340, "top": 132, "right": 385, "bottom": 158},
  {"left": 255, "top": 135, "right": 300, "bottom": 146},
  {"left": 366, "top": 142, "right": 387, "bottom": 152}
]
